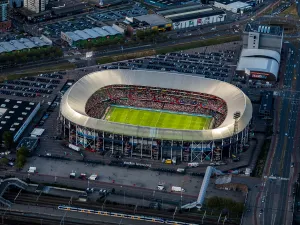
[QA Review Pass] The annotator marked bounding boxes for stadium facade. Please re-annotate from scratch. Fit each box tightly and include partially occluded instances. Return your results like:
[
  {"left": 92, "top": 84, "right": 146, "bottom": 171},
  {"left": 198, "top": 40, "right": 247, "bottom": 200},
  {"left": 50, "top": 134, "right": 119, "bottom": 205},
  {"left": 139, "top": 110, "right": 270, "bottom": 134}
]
[{"left": 59, "top": 70, "right": 252, "bottom": 162}]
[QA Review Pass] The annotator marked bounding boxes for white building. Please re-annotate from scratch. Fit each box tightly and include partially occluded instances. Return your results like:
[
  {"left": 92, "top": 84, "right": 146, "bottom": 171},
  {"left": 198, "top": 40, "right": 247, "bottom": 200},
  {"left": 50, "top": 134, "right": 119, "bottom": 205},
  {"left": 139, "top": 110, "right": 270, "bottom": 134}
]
[
  {"left": 24, "top": 0, "right": 48, "bottom": 13},
  {"left": 214, "top": 0, "right": 252, "bottom": 13},
  {"left": 157, "top": 5, "right": 226, "bottom": 30}
]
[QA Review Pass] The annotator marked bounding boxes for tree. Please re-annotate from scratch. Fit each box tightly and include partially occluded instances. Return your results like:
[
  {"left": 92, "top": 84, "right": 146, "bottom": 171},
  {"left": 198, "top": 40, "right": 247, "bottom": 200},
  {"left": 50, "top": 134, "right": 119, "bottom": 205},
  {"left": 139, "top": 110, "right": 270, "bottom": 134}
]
[
  {"left": 0, "top": 158, "right": 8, "bottom": 167},
  {"left": 2, "top": 131, "right": 13, "bottom": 150},
  {"left": 16, "top": 154, "right": 26, "bottom": 169},
  {"left": 17, "top": 146, "right": 29, "bottom": 157}
]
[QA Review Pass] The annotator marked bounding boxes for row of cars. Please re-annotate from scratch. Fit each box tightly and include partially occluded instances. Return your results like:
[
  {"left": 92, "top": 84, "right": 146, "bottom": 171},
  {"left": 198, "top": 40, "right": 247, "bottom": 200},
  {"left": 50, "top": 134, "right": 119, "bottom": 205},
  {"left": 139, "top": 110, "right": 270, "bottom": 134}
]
[{"left": 107, "top": 50, "right": 235, "bottom": 82}]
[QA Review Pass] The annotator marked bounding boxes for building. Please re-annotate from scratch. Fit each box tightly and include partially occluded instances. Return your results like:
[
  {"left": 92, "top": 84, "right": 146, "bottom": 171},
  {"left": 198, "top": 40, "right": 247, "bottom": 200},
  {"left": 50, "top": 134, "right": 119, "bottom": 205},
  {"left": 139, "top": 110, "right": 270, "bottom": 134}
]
[
  {"left": 131, "top": 14, "right": 172, "bottom": 31},
  {"left": 236, "top": 24, "right": 283, "bottom": 83},
  {"left": 113, "top": 14, "right": 172, "bottom": 35},
  {"left": 48, "top": 0, "right": 87, "bottom": 17},
  {"left": 259, "top": 91, "right": 273, "bottom": 119},
  {"left": 214, "top": 0, "right": 252, "bottom": 13},
  {"left": 0, "top": 36, "right": 52, "bottom": 54},
  {"left": 17, "top": 137, "right": 39, "bottom": 152},
  {"left": 157, "top": 5, "right": 226, "bottom": 30},
  {"left": 144, "top": 0, "right": 196, "bottom": 8},
  {"left": 0, "top": 0, "right": 8, "bottom": 21},
  {"left": 9, "top": 0, "right": 23, "bottom": 8},
  {"left": 24, "top": 0, "right": 48, "bottom": 13},
  {"left": 60, "top": 69, "right": 252, "bottom": 162},
  {"left": 61, "top": 26, "right": 121, "bottom": 47},
  {"left": 243, "top": 23, "right": 283, "bottom": 53},
  {"left": 0, "top": 98, "right": 40, "bottom": 142},
  {"left": 0, "top": 0, "right": 11, "bottom": 32}
]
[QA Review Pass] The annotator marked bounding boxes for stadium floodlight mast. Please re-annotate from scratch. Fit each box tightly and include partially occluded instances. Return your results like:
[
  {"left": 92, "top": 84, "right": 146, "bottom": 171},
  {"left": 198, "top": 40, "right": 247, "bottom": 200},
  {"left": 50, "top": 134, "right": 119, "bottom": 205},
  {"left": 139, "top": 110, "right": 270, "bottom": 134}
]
[
  {"left": 86, "top": 51, "right": 93, "bottom": 67},
  {"left": 233, "top": 111, "right": 241, "bottom": 156}
]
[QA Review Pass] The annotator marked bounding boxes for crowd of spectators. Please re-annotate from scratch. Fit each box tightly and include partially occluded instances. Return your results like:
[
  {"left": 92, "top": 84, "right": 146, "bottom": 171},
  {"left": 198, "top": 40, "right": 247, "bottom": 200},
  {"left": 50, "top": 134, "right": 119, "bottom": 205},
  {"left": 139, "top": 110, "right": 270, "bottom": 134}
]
[{"left": 85, "top": 85, "right": 228, "bottom": 128}]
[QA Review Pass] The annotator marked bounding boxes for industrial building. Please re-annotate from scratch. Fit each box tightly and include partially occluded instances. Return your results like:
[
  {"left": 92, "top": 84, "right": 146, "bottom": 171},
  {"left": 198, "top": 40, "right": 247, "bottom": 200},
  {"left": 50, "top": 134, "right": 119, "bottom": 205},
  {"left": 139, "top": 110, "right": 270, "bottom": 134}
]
[
  {"left": 61, "top": 26, "right": 122, "bottom": 47},
  {"left": 214, "top": 0, "right": 252, "bottom": 13},
  {"left": 236, "top": 24, "right": 283, "bottom": 83},
  {"left": 0, "top": 36, "right": 52, "bottom": 54},
  {"left": 156, "top": 5, "right": 226, "bottom": 30},
  {"left": 144, "top": 0, "right": 196, "bottom": 8},
  {"left": 0, "top": 98, "right": 40, "bottom": 142}
]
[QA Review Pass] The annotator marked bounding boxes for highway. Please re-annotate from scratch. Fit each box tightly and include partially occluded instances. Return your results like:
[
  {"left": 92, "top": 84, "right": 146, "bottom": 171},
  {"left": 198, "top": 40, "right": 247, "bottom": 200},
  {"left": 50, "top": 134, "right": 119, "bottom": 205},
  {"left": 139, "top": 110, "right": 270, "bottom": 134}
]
[{"left": 242, "top": 42, "right": 300, "bottom": 225}]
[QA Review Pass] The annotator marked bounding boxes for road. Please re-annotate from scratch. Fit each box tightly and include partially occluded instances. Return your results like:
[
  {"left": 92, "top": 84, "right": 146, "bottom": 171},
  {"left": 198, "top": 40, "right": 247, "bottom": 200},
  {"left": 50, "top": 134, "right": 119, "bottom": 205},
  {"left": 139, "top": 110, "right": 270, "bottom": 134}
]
[{"left": 242, "top": 42, "right": 300, "bottom": 225}]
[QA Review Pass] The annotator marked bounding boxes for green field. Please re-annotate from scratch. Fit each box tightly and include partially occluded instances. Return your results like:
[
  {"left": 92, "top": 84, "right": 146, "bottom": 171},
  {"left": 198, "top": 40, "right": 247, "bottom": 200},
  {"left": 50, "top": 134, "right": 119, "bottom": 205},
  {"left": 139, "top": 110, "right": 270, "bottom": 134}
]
[{"left": 105, "top": 106, "right": 212, "bottom": 130}]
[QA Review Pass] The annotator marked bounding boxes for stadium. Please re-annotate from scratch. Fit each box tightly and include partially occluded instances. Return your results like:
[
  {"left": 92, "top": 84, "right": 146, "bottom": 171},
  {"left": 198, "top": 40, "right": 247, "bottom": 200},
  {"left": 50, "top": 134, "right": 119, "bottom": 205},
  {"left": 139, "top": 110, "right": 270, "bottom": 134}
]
[{"left": 59, "top": 69, "right": 252, "bottom": 162}]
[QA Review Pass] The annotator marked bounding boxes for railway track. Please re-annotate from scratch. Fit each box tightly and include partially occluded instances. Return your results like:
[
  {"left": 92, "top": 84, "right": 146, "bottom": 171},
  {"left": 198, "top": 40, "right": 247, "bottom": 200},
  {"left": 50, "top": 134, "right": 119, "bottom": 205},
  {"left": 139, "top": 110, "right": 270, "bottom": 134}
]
[{"left": 3, "top": 190, "right": 239, "bottom": 225}]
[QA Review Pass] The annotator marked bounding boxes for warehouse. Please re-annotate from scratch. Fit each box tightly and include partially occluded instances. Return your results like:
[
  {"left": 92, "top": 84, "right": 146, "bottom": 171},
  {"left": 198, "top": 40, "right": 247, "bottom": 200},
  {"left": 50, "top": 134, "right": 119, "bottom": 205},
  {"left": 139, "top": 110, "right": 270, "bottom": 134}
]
[
  {"left": 214, "top": 0, "right": 252, "bottom": 13},
  {"left": 0, "top": 98, "right": 40, "bottom": 142},
  {"left": 0, "top": 36, "right": 52, "bottom": 54},
  {"left": 61, "top": 26, "right": 121, "bottom": 47},
  {"left": 157, "top": 5, "right": 226, "bottom": 30}
]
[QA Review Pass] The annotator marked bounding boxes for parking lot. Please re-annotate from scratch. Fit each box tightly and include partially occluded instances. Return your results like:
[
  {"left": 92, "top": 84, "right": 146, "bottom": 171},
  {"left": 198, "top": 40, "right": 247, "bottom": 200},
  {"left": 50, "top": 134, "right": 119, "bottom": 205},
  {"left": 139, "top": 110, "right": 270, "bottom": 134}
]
[
  {"left": 40, "top": 4, "right": 147, "bottom": 39},
  {"left": 102, "top": 43, "right": 240, "bottom": 83},
  {"left": 88, "top": 4, "right": 147, "bottom": 24},
  {"left": 0, "top": 73, "right": 64, "bottom": 100}
]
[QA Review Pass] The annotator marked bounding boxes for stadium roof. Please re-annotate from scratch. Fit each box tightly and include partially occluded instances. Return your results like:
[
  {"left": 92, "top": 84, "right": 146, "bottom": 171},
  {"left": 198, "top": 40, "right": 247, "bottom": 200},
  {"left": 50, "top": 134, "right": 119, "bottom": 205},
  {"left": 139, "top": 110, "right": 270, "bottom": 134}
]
[
  {"left": 60, "top": 70, "right": 252, "bottom": 141},
  {"left": 156, "top": 4, "right": 212, "bottom": 16},
  {"left": 0, "top": 36, "right": 52, "bottom": 54},
  {"left": 237, "top": 49, "right": 280, "bottom": 79}
]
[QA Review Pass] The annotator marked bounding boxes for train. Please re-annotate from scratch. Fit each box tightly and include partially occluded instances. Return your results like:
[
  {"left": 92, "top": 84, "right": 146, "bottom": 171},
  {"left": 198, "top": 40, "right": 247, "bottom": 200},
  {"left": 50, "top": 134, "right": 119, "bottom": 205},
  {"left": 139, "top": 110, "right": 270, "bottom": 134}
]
[{"left": 57, "top": 205, "right": 199, "bottom": 225}]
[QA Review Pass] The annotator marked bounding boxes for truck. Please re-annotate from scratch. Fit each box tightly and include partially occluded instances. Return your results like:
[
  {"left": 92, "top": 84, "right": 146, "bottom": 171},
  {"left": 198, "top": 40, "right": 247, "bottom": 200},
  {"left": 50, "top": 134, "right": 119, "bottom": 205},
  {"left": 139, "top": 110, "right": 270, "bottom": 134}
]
[
  {"left": 171, "top": 186, "right": 185, "bottom": 192},
  {"left": 88, "top": 174, "right": 98, "bottom": 180},
  {"left": 68, "top": 143, "right": 80, "bottom": 152},
  {"left": 157, "top": 183, "right": 165, "bottom": 191},
  {"left": 188, "top": 162, "right": 200, "bottom": 168},
  {"left": 28, "top": 167, "right": 37, "bottom": 173}
]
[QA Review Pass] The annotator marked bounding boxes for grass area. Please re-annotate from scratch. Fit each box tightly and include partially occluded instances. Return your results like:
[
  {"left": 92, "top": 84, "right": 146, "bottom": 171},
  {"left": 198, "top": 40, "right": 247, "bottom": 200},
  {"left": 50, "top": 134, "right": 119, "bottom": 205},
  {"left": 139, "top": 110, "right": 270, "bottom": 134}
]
[
  {"left": 105, "top": 106, "right": 212, "bottom": 130},
  {"left": 156, "top": 35, "right": 240, "bottom": 54},
  {"left": 0, "top": 62, "right": 76, "bottom": 82},
  {"left": 252, "top": 138, "right": 271, "bottom": 178},
  {"left": 280, "top": 3, "right": 299, "bottom": 17},
  {"left": 97, "top": 35, "right": 241, "bottom": 65},
  {"left": 96, "top": 50, "right": 155, "bottom": 65}
]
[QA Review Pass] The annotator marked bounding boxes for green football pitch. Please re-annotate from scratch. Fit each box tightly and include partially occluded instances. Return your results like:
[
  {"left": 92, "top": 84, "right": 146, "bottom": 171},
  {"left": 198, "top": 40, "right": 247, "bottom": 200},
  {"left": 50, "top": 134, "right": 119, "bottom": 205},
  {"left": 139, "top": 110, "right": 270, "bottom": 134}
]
[{"left": 105, "top": 106, "right": 212, "bottom": 130}]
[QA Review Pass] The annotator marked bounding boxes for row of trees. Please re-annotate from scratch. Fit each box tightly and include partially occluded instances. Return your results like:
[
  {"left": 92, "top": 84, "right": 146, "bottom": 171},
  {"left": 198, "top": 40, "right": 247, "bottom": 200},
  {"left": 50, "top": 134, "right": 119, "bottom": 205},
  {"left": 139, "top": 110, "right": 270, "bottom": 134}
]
[
  {"left": 0, "top": 47, "right": 63, "bottom": 65},
  {"left": 206, "top": 196, "right": 244, "bottom": 214},
  {"left": 78, "top": 37, "right": 125, "bottom": 50},
  {"left": 0, "top": 131, "right": 28, "bottom": 168}
]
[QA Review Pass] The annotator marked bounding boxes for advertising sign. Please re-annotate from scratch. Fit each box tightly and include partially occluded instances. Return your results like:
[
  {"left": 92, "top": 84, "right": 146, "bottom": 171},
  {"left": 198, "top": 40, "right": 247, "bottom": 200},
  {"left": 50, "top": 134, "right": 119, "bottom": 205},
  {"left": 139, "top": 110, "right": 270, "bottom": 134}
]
[{"left": 250, "top": 71, "right": 269, "bottom": 79}]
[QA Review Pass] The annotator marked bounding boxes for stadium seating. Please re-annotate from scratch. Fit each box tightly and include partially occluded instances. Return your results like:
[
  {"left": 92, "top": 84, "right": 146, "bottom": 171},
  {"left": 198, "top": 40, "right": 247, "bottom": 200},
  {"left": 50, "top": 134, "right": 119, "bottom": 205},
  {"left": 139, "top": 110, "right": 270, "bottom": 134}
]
[{"left": 86, "top": 85, "right": 227, "bottom": 128}]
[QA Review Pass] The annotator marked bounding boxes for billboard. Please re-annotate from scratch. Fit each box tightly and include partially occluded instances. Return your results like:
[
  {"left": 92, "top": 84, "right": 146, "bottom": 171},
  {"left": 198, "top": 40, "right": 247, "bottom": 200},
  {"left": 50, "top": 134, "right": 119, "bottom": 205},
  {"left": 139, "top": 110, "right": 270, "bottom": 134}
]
[{"left": 250, "top": 71, "right": 270, "bottom": 80}]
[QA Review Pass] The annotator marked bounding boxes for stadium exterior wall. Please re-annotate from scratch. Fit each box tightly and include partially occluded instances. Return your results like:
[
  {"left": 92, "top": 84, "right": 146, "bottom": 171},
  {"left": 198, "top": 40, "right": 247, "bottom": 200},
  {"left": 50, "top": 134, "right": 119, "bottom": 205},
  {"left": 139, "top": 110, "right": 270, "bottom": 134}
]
[{"left": 59, "top": 69, "right": 252, "bottom": 162}]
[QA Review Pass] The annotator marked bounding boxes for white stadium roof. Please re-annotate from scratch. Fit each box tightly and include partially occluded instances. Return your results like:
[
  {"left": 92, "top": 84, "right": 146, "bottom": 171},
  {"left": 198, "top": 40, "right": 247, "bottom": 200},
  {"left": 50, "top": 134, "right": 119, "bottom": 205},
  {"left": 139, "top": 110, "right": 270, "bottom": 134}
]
[
  {"left": 60, "top": 70, "right": 252, "bottom": 141},
  {"left": 237, "top": 49, "right": 280, "bottom": 79}
]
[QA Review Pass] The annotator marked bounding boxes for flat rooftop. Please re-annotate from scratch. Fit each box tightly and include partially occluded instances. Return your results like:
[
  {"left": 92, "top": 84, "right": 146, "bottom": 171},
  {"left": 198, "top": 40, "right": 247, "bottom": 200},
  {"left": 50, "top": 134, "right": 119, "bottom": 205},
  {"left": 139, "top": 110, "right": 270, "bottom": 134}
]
[
  {"left": 134, "top": 14, "right": 171, "bottom": 26},
  {"left": 0, "top": 37, "right": 52, "bottom": 54},
  {"left": 17, "top": 137, "right": 39, "bottom": 152},
  {"left": 244, "top": 23, "right": 283, "bottom": 36},
  {"left": 169, "top": 9, "right": 226, "bottom": 22},
  {"left": 0, "top": 98, "right": 39, "bottom": 142},
  {"left": 156, "top": 4, "right": 212, "bottom": 16}
]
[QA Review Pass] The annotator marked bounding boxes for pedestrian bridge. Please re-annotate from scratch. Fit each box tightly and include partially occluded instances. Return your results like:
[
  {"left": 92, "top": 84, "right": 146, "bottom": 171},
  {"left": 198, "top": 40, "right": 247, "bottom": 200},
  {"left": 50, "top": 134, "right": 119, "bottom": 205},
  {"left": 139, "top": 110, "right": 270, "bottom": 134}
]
[{"left": 0, "top": 178, "right": 28, "bottom": 207}]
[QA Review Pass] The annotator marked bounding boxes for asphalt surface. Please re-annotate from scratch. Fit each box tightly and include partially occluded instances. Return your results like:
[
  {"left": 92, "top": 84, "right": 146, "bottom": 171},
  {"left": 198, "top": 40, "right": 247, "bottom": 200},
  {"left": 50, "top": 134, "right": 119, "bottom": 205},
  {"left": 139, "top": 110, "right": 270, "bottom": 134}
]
[{"left": 242, "top": 42, "right": 300, "bottom": 225}]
